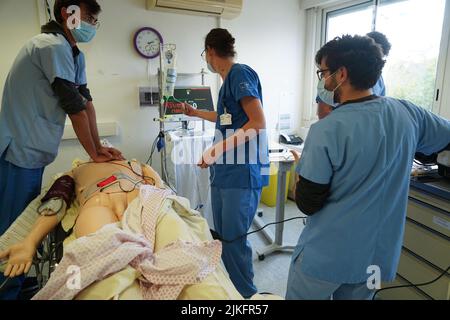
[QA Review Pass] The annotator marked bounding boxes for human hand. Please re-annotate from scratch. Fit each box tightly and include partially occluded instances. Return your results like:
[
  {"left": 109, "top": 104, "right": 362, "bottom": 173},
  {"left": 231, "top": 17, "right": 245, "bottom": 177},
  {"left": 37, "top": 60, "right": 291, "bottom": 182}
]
[
  {"left": 290, "top": 150, "right": 300, "bottom": 162},
  {"left": 198, "top": 146, "right": 221, "bottom": 169},
  {"left": 91, "top": 154, "right": 114, "bottom": 163},
  {"left": 182, "top": 103, "right": 198, "bottom": 117},
  {"left": 98, "top": 147, "right": 125, "bottom": 161},
  {"left": 0, "top": 240, "right": 36, "bottom": 278}
]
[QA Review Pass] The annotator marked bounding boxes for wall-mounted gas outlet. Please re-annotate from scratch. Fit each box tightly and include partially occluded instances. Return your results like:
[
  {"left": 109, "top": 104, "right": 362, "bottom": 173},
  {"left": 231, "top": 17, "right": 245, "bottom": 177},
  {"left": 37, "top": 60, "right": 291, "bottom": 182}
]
[{"left": 139, "top": 87, "right": 160, "bottom": 107}]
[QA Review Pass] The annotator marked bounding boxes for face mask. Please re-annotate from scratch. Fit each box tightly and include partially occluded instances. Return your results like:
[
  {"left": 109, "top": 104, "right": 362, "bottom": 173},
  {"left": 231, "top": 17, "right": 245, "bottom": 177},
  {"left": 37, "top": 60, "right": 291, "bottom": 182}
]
[
  {"left": 207, "top": 62, "right": 217, "bottom": 74},
  {"left": 70, "top": 21, "right": 97, "bottom": 43},
  {"left": 317, "top": 71, "right": 343, "bottom": 107}
]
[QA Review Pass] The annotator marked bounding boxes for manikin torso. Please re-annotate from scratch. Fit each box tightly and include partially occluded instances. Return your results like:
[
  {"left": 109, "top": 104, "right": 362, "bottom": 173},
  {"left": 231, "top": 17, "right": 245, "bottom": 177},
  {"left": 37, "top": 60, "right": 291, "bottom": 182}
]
[{"left": 70, "top": 160, "right": 162, "bottom": 238}]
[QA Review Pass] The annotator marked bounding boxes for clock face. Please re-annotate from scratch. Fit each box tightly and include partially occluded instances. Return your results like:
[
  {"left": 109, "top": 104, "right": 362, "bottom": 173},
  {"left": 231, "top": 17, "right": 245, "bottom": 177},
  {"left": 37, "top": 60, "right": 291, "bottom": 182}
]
[{"left": 134, "top": 27, "right": 163, "bottom": 59}]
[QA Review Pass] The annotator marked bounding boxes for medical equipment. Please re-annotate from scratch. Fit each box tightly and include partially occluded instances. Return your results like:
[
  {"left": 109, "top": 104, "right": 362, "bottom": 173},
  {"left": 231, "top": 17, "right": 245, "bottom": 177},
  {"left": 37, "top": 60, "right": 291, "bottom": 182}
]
[
  {"left": 161, "top": 44, "right": 178, "bottom": 99},
  {"left": 152, "top": 44, "right": 214, "bottom": 189},
  {"left": 437, "top": 144, "right": 450, "bottom": 178},
  {"left": 76, "top": 161, "right": 160, "bottom": 204},
  {"left": 415, "top": 143, "right": 450, "bottom": 179},
  {"left": 37, "top": 198, "right": 64, "bottom": 216}
]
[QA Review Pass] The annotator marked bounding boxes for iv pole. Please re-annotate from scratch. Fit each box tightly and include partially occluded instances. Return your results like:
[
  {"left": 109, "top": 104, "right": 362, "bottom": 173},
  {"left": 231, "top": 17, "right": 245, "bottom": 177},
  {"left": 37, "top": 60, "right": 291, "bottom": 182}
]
[
  {"left": 158, "top": 43, "right": 167, "bottom": 183},
  {"left": 156, "top": 44, "right": 209, "bottom": 185}
]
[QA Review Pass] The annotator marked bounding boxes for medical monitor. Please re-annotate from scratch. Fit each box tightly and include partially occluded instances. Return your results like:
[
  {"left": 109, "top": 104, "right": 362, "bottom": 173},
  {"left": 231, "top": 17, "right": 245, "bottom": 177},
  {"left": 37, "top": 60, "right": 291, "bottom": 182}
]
[{"left": 164, "top": 86, "right": 215, "bottom": 122}]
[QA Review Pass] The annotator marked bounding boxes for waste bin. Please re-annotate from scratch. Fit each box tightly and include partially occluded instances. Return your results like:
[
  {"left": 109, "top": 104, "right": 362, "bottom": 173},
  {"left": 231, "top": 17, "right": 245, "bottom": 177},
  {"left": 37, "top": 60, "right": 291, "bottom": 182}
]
[{"left": 261, "top": 163, "right": 291, "bottom": 207}]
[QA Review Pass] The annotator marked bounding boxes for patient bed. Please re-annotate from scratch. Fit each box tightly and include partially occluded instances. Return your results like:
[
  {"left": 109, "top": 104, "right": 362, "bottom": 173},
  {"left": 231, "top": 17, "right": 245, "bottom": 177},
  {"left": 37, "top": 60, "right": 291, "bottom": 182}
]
[{"left": 0, "top": 169, "right": 281, "bottom": 300}]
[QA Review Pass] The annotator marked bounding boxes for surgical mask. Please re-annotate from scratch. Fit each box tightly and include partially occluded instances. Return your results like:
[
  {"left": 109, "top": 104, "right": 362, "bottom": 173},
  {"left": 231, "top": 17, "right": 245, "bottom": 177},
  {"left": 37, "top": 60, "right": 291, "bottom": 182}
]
[
  {"left": 317, "top": 72, "right": 343, "bottom": 107},
  {"left": 207, "top": 62, "right": 217, "bottom": 74},
  {"left": 70, "top": 21, "right": 97, "bottom": 43}
]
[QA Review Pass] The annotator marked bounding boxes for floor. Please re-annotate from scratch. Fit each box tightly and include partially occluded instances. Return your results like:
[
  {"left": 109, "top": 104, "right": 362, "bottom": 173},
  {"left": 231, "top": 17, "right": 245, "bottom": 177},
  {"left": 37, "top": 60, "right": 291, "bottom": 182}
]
[{"left": 249, "top": 200, "right": 306, "bottom": 298}]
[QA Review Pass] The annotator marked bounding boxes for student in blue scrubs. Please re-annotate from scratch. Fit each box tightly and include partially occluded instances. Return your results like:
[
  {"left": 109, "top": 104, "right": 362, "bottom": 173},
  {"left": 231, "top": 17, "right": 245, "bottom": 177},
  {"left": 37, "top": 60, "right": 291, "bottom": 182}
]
[
  {"left": 314, "top": 32, "right": 391, "bottom": 118},
  {"left": 367, "top": 31, "right": 391, "bottom": 97},
  {"left": 0, "top": 0, "right": 123, "bottom": 300},
  {"left": 183, "top": 28, "right": 269, "bottom": 298},
  {"left": 287, "top": 35, "right": 450, "bottom": 300}
]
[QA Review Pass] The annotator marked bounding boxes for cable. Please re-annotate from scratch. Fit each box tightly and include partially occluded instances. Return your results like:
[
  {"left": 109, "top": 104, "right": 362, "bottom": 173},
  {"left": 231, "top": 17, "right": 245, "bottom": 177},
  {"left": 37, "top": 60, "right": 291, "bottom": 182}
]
[
  {"left": 372, "top": 265, "right": 450, "bottom": 300},
  {"left": 146, "top": 135, "right": 160, "bottom": 166},
  {"left": 81, "top": 178, "right": 145, "bottom": 206},
  {"left": 76, "top": 161, "right": 156, "bottom": 185},
  {"left": 45, "top": 0, "right": 52, "bottom": 21},
  {"left": 193, "top": 152, "right": 216, "bottom": 211},
  {"left": 0, "top": 278, "right": 10, "bottom": 292},
  {"left": 214, "top": 216, "right": 307, "bottom": 244},
  {"left": 193, "top": 165, "right": 208, "bottom": 210}
]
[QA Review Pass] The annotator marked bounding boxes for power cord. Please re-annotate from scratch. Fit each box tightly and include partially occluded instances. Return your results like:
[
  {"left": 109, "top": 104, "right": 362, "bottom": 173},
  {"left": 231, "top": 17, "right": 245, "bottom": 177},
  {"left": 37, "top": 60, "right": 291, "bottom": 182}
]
[
  {"left": 0, "top": 277, "right": 9, "bottom": 292},
  {"left": 211, "top": 216, "right": 307, "bottom": 244},
  {"left": 146, "top": 135, "right": 159, "bottom": 166},
  {"left": 372, "top": 265, "right": 450, "bottom": 300}
]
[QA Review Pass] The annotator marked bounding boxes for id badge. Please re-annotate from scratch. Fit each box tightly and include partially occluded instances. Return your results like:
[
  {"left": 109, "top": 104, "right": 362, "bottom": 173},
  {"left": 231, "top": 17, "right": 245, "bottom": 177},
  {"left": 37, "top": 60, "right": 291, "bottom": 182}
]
[{"left": 220, "top": 113, "right": 232, "bottom": 126}]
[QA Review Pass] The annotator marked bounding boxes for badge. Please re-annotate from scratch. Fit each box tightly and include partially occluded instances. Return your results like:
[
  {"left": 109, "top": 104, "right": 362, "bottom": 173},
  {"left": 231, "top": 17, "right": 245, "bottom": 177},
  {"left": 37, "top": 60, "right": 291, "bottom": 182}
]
[{"left": 220, "top": 113, "right": 232, "bottom": 126}]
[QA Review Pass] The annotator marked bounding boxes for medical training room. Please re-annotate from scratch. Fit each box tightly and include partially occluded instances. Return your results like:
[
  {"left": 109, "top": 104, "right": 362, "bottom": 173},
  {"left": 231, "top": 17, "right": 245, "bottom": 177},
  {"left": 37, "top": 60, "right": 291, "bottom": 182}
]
[{"left": 0, "top": 0, "right": 449, "bottom": 305}]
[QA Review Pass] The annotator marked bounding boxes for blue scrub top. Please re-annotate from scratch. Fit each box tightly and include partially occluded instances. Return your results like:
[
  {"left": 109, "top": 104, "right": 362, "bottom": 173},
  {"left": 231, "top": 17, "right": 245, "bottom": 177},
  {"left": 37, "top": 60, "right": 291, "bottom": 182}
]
[
  {"left": 295, "top": 96, "right": 450, "bottom": 283},
  {"left": 372, "top": 76, "right": 386, "bottom": 96},
  {"left": 0, "top": 32, "right": 87, "bottom": 169},
  {"left": 210, "top": 64, "right": 269, "bottom": 189}
]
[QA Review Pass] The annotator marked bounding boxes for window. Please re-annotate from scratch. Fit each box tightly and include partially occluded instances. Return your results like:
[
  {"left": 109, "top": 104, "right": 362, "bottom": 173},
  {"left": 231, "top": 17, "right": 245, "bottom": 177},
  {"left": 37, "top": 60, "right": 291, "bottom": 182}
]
[
  {"left": 324, "top": 0, "right": 447, "bottom": 112},
  {"left": 377, "top": 0, "right": 446, "bottom": 111},
  {"left": 326, "top": 2, "right": 373, "bottom": 42}
]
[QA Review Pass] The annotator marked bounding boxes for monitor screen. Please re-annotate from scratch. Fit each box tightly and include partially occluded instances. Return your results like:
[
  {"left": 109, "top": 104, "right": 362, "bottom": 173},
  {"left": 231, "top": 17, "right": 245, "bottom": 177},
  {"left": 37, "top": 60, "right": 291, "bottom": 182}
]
[{"left": 164, "top": 87, "right": 215, "bottom": 120}]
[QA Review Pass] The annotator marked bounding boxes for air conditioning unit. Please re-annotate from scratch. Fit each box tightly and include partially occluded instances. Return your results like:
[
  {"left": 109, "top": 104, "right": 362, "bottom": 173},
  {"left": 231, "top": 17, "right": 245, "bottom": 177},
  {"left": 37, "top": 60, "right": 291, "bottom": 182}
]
[{"left": 146, "top": 0, "right": 243, "bottom": 19}]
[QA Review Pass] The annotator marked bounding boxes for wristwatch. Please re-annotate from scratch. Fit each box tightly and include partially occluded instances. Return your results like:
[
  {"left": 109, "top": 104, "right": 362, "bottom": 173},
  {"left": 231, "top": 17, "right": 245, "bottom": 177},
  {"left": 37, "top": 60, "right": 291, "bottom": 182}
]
[{"left": 37, "top": 198, "right": 64, "bottom": 216}]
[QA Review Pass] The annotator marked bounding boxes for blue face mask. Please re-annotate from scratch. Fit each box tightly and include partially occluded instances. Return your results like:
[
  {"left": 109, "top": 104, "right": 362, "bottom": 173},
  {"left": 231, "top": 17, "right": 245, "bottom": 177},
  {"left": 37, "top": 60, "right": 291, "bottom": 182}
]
[
  {"left": 207, "top": 62, "right": 217, "bottom": 74},
  {"left": 70, "top": 21, "right": 97, "bottom": 43},
  {"left": 317, "top": 72, "right": 343, "bottom": 107}
]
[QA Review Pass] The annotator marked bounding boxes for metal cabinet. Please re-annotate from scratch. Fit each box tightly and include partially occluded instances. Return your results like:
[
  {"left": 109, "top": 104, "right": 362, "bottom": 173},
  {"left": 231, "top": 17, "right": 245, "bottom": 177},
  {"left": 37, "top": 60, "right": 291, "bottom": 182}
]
[{"left": 381, "top": 185, "right": 450, "bottom": 300}]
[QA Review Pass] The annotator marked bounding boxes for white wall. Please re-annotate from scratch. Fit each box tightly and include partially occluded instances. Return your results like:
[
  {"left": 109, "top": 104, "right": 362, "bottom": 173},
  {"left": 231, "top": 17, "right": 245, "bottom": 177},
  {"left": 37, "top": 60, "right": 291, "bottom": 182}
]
[{"left": 0, "top": 0, "right": 305, "bottom": 185}]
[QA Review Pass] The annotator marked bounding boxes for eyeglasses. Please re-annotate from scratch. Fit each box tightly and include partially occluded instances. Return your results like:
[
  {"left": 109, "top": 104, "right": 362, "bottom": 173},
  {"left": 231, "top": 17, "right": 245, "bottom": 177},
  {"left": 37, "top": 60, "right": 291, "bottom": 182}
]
[
  {"left": 201, "top": 49, "right": 206, "bottom": 61},
  {"left": 316, "top": 68, "right": 330, "bottom": 81},
  {"left": 82, "top": 14, "right": 100, "bottom": 29}
]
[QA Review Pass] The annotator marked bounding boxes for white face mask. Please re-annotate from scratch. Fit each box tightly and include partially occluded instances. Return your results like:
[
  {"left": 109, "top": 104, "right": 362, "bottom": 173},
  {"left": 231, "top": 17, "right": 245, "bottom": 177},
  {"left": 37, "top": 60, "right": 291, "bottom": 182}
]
[{"left": 316, "top": 71, "right": 343, "bottom": 107}]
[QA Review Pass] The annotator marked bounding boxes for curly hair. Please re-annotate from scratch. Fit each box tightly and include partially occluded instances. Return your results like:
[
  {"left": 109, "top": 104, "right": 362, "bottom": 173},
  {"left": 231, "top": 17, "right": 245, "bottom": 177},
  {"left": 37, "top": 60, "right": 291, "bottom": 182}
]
[
  {"left": 205, "top": 28, "right": 236, "bottom": 58},
  {"left": 54, "top": 0, "right": 101, "bottom": 24},
  {"left": 315, "top": 34, "right": 386, "bottom": 90},
  {"left": 367, "top": 31, "right": 391, "bottom": 57}
]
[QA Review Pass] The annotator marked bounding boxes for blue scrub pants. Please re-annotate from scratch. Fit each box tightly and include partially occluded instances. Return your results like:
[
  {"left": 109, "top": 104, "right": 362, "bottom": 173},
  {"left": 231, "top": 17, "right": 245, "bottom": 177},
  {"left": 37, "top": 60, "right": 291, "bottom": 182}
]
[
  {"left": 211, "top": 186, "right": 262, "bottom": 298},
  {"left": 286, "top": 251, "right": 375, "bottom": 300},
  {"left": 0, "top": 151, "right": 44, "bottom": 300}
]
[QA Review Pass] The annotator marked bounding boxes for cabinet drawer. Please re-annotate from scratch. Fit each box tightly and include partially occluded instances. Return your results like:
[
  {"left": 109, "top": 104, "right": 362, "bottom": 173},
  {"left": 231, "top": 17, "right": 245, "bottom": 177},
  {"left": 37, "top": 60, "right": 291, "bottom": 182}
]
[
  {"left": 403, "top": 220, "right": 450, "bottom": 270},
  {"left": 409, "top": 189, "right": 450, "bottom": 212},
  {"left": 379, "top": 276, "right": 431, "bottom": 300},
  {"left": 397, "top": 249, "right": 450, "bottom": 300},
  {"left": 407, "top": 199, "right": 450, "bottom": 237}
]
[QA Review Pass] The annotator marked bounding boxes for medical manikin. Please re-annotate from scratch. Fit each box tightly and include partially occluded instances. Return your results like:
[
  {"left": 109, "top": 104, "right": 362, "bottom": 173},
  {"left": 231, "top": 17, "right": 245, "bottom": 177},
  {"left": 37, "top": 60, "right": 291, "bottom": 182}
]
[{"left": 0, "top": 160, "right": 164, "bottom": 278}]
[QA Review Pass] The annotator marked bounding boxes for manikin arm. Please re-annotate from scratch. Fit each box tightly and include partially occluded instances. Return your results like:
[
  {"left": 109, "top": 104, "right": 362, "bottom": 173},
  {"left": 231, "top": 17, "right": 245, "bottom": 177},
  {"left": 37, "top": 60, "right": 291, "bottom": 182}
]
[
  {"left": 0, "top": 173, "right": 74, "bottom": 278},
  {"left": 0, "top": 214, "right": 59, "bottom": 278}
]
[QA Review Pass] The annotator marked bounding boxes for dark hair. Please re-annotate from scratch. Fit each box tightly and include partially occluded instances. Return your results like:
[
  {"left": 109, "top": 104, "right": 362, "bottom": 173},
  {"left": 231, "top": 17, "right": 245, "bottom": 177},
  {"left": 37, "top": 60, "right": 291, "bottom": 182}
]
[
  {"left": 54, "top": 0, "right": 101, "bottom": 23},
  {"left": 205, "top": 28, "right": 236, "bottom": 58},
  {"left": 366, "top": 31, "right": 391, "bottom": 57},
  {"left": 315, "top": 34, "right": 386, "bottom": 91}
]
